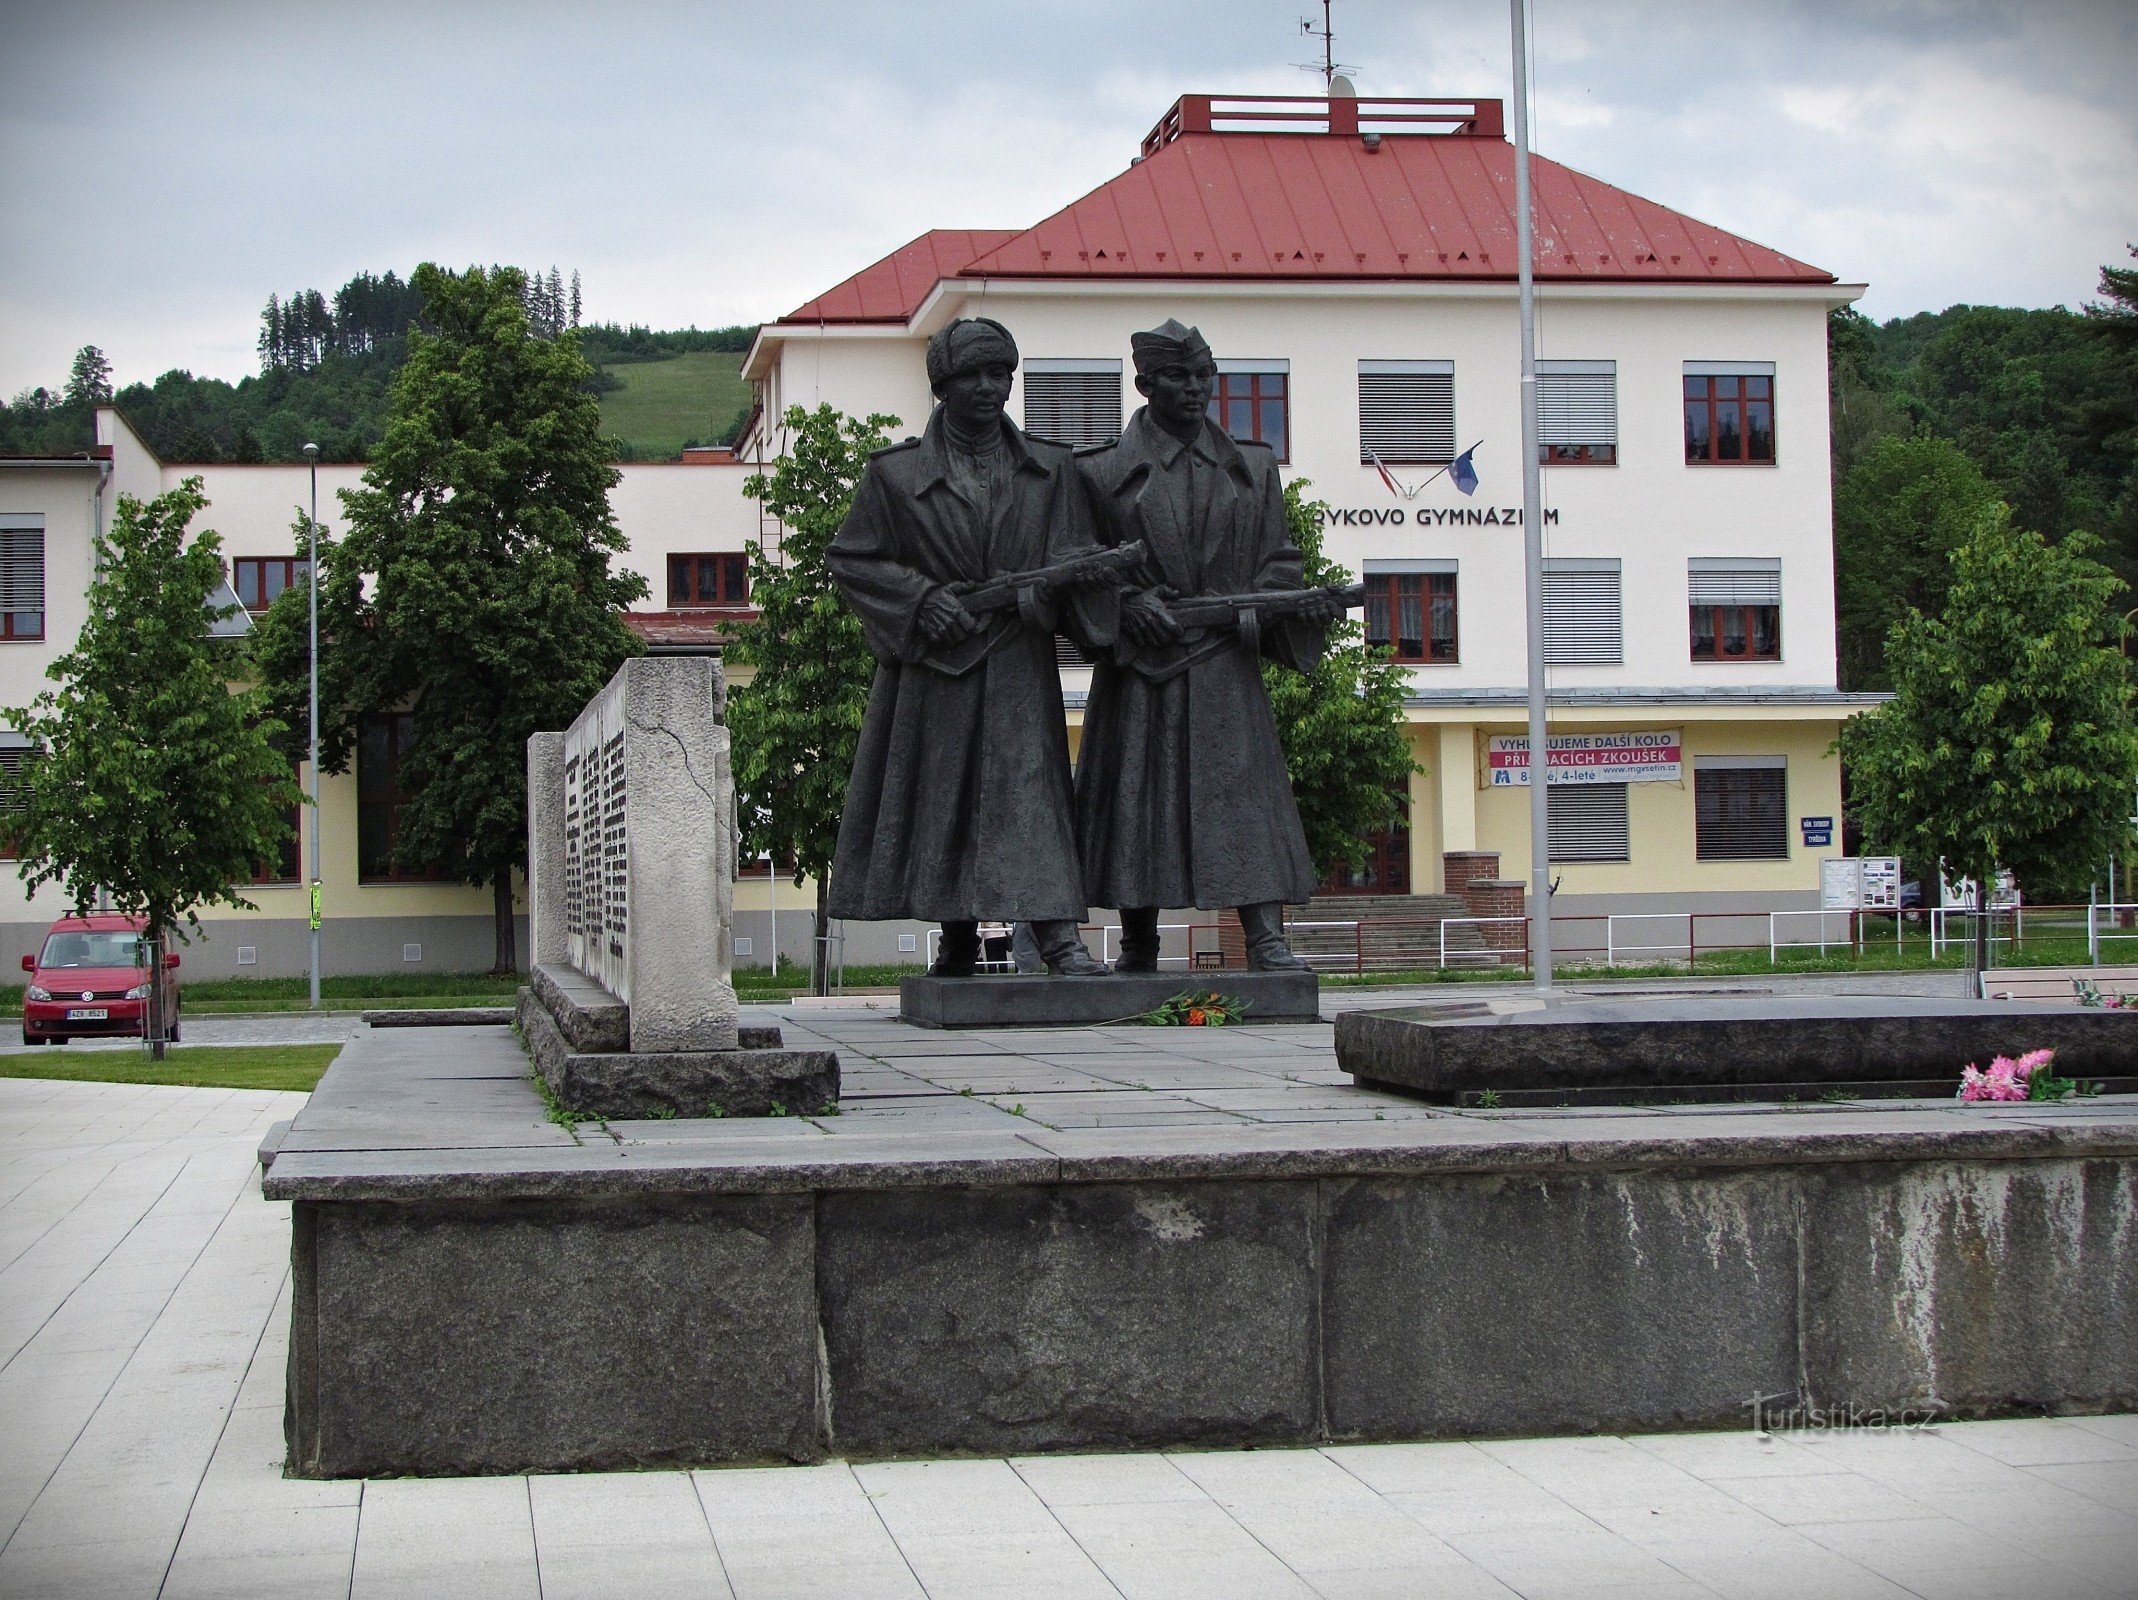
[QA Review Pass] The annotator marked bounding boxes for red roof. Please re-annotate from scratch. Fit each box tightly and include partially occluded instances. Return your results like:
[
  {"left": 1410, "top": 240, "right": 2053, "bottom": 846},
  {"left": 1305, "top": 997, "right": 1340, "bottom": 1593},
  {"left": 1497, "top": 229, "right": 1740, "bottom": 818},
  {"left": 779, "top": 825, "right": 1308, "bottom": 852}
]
[
  {"left": 771, "top": 96, "right": 1831, "bottom": 328},
  {"left": 782, "top": 229, "right": 1019, "bottom": 324}
]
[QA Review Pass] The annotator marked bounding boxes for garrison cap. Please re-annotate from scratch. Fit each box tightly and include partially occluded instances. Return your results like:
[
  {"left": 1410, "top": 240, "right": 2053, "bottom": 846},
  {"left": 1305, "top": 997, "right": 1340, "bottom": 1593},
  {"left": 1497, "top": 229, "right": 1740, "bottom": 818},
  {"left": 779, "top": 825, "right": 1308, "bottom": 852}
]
[{"left": 1130, "top": 318, "right": 1214, "bottom": 374}]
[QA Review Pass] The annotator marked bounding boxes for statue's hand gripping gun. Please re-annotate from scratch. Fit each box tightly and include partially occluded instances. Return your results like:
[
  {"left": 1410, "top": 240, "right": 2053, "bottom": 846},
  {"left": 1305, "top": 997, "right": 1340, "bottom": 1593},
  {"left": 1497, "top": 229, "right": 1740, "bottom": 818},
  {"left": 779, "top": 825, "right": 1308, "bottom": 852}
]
[{"left": 950, "top": 540, "right": 1148, "bottom": 630}]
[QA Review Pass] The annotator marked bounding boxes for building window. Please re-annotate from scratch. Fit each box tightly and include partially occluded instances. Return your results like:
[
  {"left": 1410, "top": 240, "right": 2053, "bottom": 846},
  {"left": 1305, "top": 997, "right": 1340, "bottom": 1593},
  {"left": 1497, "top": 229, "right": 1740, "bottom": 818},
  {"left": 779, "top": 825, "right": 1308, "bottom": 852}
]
[
  {"left": 1696, "top": 758, "right": 1789, "bottom": 861},
  {"left": 233, "top": 556, "right": 310, "bottom": 613},
  {"left": 1022, "top": 359, "right": 1122, "bottom": 447},
  {"left": 1209, "top": 361, "right": 1289, "bottom": 460},
  {"left": 1538, "top": 360, "right": 1617, "bottom": 465},
  {"left": 1684, "top": 363, "right": 1776, "bottom": 464},
  {"left": 357, "top": 713, "right": 446, "bottom": 882},
  {"left": 667, "top": 553, "right": 749, "bottom": 607},
  {"left": 1547, "top": 784, "right": 1629, "bottom": 863},
  {"left": 1358, "top": 360, "right": 1454, "bottom": 464},
  {"left": 0, "top": 518, "right": 45, "bottom": 641},
  {"left": 1540, "top": 559, "right": 1622, "bottom": 665},
  {"left": 1689, "top": 559, "right": 1782, "bottom": 661},
  {"left": 0, "top": 740, "right": 35, "bottom": 858},
  {"left": 1318, "top": 797, "right": 1411, "bottom": 894},
  {"left": 1362, "top": 566, "right": 1458, "bottom": 662},
  {"left": 253, "top": 776, "right": 302, "bottom": 884}
]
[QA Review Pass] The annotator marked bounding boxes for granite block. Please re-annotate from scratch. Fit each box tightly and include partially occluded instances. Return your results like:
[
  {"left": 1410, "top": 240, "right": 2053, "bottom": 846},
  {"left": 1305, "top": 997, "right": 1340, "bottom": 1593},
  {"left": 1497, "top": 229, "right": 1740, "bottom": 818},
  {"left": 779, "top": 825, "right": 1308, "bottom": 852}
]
[
  {"left": 1337, "top": 996, "right": 2138, "bottom": 1100},
  {"left": 519, "top": 986, "right": 837, "bottom": 1118},
  {"left": 1321, "top": 1167, "right": 1801, "bottom": 1439},
  {"left": 286, "top": 1191, "right": 821, "bottom": 1477},
  {"left": 818, "top": 1180, "right": 1317, "bottom": 1455},
  {"left": 901, "top": 970, "right": 1321, "bottom": 1029},
  {"left": 532, "top": 964, "right": 629, "bottom": 1054},
  {"left": 1800, "top": 1157, "right": 2138, "bottom": 1417}
]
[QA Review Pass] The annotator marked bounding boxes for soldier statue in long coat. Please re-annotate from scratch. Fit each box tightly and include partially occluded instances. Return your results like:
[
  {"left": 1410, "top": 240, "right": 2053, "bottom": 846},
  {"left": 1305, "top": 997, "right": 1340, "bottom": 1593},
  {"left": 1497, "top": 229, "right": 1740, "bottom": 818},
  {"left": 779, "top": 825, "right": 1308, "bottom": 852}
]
[
  {"left": 1075, "top": 320, "right": 1340, "bottom": 972},
  {"left": 826, "top": 318, "right": 1114, "bottom": 977}
]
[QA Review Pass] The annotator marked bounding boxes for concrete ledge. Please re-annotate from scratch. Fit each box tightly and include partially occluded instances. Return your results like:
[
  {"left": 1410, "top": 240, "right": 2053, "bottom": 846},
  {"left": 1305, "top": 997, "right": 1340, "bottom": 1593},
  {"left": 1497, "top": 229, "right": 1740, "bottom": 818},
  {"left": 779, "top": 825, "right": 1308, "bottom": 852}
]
[
  {"left": 900, "top": 970, "right": 1320, "bottom": 1028},
  {"left": 364, "top": 1008, "right": 516, "bottom": 1028},
  {"left": 531, "top": 962, "right": 629, "bottom": 1053},
  {"left": 517, "top": 988, "right": 837, "bottom": 1118},
  {"left": 1337, "top": 996, "right": 2138, "bottom": 1102},
  {"left": 257, "top": 1118, "right": 292, "bottom": 1172}
]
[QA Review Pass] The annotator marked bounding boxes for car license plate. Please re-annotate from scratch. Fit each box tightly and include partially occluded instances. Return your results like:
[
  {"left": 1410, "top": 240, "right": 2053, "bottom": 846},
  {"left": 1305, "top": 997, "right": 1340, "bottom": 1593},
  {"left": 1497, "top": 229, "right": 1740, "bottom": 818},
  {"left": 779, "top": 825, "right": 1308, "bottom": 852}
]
[{"left": 65, "top": 1008, "right": 108, "bottom": 1020}]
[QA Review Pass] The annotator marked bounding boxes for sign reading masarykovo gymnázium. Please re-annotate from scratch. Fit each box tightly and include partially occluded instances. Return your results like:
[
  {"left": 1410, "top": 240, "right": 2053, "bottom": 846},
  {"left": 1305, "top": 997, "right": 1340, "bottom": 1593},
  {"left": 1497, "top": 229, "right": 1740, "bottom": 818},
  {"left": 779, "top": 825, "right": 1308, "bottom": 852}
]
[{"left": 1484, "top": 730, "right": 1684, "bottom": 787}]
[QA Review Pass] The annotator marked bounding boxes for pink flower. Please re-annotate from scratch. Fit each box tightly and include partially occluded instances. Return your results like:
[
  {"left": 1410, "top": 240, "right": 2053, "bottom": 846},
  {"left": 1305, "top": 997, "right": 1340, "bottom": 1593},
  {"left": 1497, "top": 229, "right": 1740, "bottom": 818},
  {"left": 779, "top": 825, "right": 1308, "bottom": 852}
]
[{"left": 1958, "top": 1057, "right": 2028, "bottom": 1102}]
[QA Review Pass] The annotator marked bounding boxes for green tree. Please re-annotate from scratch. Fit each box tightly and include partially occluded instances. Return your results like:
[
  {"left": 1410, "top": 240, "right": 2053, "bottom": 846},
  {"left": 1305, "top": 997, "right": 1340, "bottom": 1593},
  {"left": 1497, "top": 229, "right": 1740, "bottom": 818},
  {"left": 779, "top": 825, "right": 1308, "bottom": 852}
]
[
  {"left": 6, "top": 479, "right": 298, "bottom": 1057},
  {"left": 256, "top": 263, "right": 645, "bottom": 973},
  {"left": 1832, "top": 433, "right": 2001, "bottom": 689},
  {"left": 1266, "top": 480, "right": 1418, "bottom": 879},
  {"left": 64, "top": 345, "right": 112, "bottom": 407},
  {"left": 728, "top": 403, "right": 894, "bottom": 995},
  {"left": 1838, "top": 508, "right": 2138, "bottom": 979}
]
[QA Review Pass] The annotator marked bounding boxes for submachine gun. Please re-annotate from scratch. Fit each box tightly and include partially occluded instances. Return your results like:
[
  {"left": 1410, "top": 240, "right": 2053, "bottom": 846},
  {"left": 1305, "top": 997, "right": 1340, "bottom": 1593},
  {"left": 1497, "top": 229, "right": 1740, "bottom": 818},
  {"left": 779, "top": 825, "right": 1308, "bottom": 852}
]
[
  {"left": 1166, "top": 580, "right": 1368, "bottom": 657},
  {"left": 949, "top": 540, "right": 1149, "bottom": 627}
]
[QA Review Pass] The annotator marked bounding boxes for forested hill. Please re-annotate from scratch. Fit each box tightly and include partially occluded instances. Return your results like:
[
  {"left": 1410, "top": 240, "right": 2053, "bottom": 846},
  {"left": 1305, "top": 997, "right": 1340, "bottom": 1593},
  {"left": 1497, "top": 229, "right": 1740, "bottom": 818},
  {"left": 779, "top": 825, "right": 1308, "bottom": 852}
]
[
  {"left": 0, "top": 266, "right": 758, "bottom": 465},
  {"left": 1831, "top": 252, "right": 2137, "bottom": 689}
]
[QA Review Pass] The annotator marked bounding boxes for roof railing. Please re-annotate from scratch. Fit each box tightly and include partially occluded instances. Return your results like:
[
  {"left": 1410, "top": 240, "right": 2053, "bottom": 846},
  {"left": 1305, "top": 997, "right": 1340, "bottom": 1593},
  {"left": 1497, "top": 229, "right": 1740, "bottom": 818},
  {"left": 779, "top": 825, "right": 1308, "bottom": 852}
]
[{"left": 1141, "top": 94, "right": 1505, "bottom": 157}]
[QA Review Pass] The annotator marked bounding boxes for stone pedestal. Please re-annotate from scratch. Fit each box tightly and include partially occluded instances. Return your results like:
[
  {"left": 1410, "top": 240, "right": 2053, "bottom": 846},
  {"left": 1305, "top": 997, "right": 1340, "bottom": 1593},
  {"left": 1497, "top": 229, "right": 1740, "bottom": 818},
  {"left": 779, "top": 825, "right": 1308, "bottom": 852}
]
[{"left": 900, "top": 969, "right": 1320, "bottom": 1028}]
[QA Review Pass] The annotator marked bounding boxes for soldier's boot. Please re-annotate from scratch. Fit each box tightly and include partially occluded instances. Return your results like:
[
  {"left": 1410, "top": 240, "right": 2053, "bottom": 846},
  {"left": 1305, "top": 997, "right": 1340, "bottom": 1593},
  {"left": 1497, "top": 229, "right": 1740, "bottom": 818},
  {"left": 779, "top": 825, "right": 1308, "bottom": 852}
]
[
  {"left": 1238, "top": 902, "right": 1309, "bottom": 972},
  {"left": 1113, "top": 907, "right": 1161, "bottom": 974},
  {"left": 928, "top": 920, "right": 980, "bottom": 978},
  {"left": 1008, "top": 921, "right": 1047, "bottom": 974},
  {"left": 1031, "top": 920, "right": 1107, "bottom": 976}
]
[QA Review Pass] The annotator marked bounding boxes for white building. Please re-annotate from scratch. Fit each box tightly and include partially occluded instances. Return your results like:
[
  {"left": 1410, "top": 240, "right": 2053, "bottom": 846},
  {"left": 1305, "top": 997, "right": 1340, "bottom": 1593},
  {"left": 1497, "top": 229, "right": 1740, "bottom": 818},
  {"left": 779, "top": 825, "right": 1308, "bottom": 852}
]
[{"left": 0, "top": 91, "right": 1876, "bottom": 975}]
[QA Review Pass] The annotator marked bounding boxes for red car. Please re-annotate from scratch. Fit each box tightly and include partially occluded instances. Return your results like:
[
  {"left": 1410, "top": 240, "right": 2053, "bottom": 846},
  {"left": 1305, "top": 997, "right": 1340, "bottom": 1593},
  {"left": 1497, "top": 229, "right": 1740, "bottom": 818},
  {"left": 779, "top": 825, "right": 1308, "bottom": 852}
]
[{"left": 20, "top": 914, "right": 181, "bottom": 1045}]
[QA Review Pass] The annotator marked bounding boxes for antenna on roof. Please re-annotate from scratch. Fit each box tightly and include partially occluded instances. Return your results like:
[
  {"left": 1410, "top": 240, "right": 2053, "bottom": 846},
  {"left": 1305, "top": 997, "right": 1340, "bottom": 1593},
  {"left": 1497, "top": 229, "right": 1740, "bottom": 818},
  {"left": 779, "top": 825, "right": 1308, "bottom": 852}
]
[{"left": 1297, "top": 0, "right": 1356, "bottom": 93}]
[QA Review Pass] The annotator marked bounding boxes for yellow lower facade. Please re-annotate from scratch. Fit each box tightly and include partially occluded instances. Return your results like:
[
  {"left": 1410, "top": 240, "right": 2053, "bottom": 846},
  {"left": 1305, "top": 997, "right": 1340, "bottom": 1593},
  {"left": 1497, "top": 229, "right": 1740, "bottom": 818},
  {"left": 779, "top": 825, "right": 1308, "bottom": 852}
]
[{"left": 0, "top": 703, "right": 1852, "bottom": 977}]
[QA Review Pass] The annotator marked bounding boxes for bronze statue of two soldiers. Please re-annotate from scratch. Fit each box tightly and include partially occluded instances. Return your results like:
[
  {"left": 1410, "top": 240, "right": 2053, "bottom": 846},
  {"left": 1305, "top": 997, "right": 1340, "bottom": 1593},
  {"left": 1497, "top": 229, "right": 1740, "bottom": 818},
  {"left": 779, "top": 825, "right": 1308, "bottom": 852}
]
[{"left": 826, "top": 316, "right": 1345, "bottom": 977}]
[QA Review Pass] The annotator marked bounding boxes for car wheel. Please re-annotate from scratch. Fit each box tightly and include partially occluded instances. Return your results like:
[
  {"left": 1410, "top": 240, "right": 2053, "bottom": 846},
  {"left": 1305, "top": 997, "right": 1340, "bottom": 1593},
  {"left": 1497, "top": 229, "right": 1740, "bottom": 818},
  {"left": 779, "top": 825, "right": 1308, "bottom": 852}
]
[
  {"left": 49, "top": 1036, "right": 67, "bottom": 1046},
  {"left": 168, "top": 1021, "right": 180, "bottom": 1043}
]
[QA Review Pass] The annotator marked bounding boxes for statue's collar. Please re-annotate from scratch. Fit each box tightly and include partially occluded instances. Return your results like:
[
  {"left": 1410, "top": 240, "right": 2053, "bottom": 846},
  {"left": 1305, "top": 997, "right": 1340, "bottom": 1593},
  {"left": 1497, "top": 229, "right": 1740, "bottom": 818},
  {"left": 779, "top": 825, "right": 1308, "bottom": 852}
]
[
  {"left": 1125, "top": 410, "right": 1251, "bottom": 480},
  {"left": 913, "top": 409, "right": 1044, "bottom": 491}
]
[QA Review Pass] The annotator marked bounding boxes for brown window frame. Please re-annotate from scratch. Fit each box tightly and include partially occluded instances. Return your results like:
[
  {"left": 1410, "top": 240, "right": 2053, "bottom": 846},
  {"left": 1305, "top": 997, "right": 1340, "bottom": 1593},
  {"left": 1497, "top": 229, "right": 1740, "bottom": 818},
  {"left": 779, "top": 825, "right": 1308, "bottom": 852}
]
[
  {"left": 1363, "top": 573, "right": 1458, "bottom": 664},
  {"left": 1208, "top": 370, "right": 1289, "bottom": 461},
  {"left": 667, "top": 552, "right": 750, "bottom": 607},
  {"left": 1543, "top": 442, "right": 1617, "bottom": 466},
  {"left": 357, "top": 713, "right": 449, "bottom": 883},
  {"left": 252, "top": 774, "right": 303, "bottom": 885},
  {"left": 1689, "top": 604, "right": 1781, "bottom": 662},
  {"left": 0, "top": 746, "right": 34, "bottom": 859},
  {"left": 1684, "top": 373, "right": 1776, "bottom": 465},
  {"left": 233, "top": 556, "right": 311, "bottom": 614}
]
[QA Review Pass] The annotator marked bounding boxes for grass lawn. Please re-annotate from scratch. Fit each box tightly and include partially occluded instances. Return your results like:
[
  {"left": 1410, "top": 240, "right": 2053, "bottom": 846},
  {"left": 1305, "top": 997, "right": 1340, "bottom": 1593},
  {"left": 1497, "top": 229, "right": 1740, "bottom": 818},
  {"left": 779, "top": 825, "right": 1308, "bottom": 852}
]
[
  {"left": 599, "top": 351, "right": 752, "bottom": 459},
  {"left": 0, "top": 1044, "right": 343, "bottom": 1092},
  {"left": 0, "top": 971, "right": 526, "bottom": 1015}
]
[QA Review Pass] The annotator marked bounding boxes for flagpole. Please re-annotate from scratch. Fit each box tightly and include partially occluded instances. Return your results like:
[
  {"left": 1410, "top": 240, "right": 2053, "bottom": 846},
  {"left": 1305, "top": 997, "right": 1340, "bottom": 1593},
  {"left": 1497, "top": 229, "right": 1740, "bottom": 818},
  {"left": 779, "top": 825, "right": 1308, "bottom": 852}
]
[{"left": 1511, "top": 0, "right": 1553, "bottom": 993}]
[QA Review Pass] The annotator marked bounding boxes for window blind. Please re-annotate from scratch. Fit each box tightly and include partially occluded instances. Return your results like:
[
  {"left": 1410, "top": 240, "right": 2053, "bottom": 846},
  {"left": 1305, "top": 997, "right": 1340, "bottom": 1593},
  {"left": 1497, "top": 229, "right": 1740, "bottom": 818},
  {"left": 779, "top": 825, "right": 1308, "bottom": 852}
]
[
  {"left": 1547, "top": 783, "right": 1629, "bottom": 862},
  {"left": 0, "top": 526, "right": 45, "bottom": 615},
  {"left": 1541, "top": 559, "right": 1622, "bottom": 665},
  {"left": 1536, "top": 360, "right": 1616, "bottom": 447},
  {"left": 1695, "top": 763, "right": 1789, "bottom": 861},
  {"left": 1021, "top": 360, "right": 1122, "bottom": 447},
  {"left": 1359, "top": 360, "right": 1454, "bottom": 463},
  {"left": 1688, "top": 559, "right": 1781, "bottom": 607}
]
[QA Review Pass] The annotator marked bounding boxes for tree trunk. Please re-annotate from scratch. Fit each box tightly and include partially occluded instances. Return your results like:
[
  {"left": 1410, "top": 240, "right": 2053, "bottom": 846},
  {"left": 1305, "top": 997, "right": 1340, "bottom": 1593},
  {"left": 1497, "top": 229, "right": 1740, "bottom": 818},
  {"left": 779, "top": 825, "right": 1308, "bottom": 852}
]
[
  {"left": 146, "top": 924, "right": 166, "bottom": 1063},
  {"left": 811, "top": 877, "right": 831, "bottom": 998},
  {"left": 491, "top": 870, "right": 518, "bottom": 976}
]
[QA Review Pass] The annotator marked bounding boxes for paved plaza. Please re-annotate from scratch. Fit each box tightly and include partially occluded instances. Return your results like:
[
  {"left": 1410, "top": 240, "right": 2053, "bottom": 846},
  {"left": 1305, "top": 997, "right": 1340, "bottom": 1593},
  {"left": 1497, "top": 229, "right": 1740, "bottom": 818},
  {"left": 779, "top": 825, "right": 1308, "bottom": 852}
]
[{"left": 5, "top": 996, "right": 2137, "bottom": 1598}]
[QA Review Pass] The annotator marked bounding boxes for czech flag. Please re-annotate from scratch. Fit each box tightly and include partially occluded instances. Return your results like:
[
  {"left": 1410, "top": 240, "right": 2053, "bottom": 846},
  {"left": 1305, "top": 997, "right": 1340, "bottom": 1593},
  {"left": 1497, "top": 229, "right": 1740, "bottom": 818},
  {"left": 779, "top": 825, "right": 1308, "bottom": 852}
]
[
  {"left": 1449, "top": 446, "right": 1479, "bottom": 496},
  {"left": 1366, "top": 448, "right": 1403, "bottom": 500}
]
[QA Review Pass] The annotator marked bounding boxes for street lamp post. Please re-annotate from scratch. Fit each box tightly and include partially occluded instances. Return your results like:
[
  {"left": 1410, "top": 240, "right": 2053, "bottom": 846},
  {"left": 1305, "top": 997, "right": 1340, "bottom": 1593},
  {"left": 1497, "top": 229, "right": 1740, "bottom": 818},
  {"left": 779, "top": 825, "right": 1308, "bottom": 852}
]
[
  {"left": 1510, "top": 0, "right": 1553, "bottom": 993},
  {"left": 303, "top": 443, "right": 322, "bottom": 1010}
]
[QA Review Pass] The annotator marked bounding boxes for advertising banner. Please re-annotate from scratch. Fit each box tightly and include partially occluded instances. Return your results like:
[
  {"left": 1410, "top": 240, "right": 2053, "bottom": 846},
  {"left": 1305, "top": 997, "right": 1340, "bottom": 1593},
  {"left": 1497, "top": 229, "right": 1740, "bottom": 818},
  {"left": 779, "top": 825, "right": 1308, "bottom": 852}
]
[{"left": 1484, "top": 730, "right": 1683, "bottom": 788}]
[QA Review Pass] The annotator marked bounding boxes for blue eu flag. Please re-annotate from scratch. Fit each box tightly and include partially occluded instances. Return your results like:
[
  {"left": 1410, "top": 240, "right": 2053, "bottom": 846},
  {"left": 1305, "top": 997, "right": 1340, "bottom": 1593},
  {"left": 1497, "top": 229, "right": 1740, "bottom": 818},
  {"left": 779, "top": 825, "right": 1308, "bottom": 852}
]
[{"left": 1450, "top": 447, "right": 1479, "bottom": 496}]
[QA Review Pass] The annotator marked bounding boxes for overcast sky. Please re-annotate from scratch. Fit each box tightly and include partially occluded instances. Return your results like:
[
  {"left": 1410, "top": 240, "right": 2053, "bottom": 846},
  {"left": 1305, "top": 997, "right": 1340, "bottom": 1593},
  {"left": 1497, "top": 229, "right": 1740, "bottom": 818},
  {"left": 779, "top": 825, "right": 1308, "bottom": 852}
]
[{"left": 2, "top": 0, "right": 2132, "bottom": 395}]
